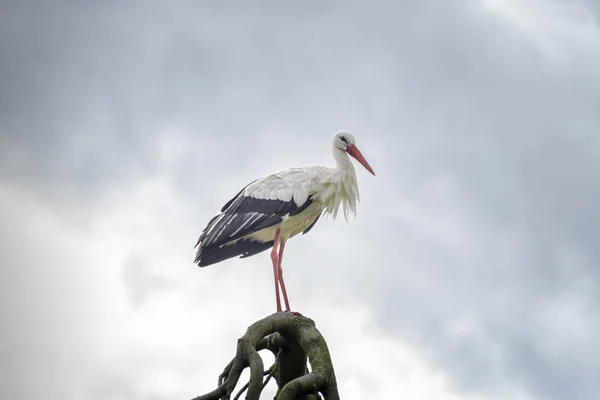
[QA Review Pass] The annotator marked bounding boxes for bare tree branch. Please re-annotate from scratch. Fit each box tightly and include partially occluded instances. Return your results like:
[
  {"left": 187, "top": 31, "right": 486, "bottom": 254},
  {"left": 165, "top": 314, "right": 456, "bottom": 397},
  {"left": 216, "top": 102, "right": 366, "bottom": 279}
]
[
  {"left": 233, "top": 362, "right": 277, "bottom": 400},
  {"left": 218, "top": 359, "right": 234, "bottom": 387},
  {"left": 193, "top": 382, "right": 227, "bottom": 400},
  {"left": 193, "top": 312, "right": 339, "bottom": 400},
  {"left": 232, "top": 380, "right": 250, "bottom": 400},
  {"left": 262, "top": 362, "right": 278, "bottom": 390},
  {"left": 245, "top": 341, "right": 264, "bottom": 399}
]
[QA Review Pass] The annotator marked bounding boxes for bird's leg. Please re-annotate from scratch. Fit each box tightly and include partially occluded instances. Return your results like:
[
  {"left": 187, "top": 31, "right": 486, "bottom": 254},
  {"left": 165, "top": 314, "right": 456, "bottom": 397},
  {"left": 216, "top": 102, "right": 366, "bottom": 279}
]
[
  {"left": 277, "top": 239, "right": 291, "bottom": 312},
  {"left": 277, "top": 240, "right": 301, "bottom": 316},
  {"left": 271, "top": 229, "right": 283, "bottom": 313}
]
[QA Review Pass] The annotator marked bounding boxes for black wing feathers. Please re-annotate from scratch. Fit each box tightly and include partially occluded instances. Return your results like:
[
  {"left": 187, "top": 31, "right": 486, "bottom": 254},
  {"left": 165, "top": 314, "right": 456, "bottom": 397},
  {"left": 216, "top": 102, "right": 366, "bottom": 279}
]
[
  {"left": 230, "top": 194, "right": 314, "bottom": 217},
  {"left": 196, "top": 239, "right": 274, "bottom": 267},
  {"left": 220, "top": 179, "right": 258, "bottom": 212},
  {"left": 194, "top": 182, "right": 315, "bottom": 266},
  {"left": 213, "top": 195, "right": 314, "bottom": 244}
]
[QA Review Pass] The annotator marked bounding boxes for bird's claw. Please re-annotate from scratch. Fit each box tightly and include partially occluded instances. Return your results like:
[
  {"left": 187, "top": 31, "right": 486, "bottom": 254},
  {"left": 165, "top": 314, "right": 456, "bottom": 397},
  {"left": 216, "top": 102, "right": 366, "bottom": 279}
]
[{"left": 285, "top": 310, "right": 303, "bottom": 317}]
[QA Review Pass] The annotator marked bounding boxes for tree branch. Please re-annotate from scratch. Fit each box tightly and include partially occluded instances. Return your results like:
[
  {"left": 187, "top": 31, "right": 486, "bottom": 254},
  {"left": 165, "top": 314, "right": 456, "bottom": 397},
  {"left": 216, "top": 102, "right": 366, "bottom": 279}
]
[{"left": 193, "top": 312, "right": 339, "bottom": 400}]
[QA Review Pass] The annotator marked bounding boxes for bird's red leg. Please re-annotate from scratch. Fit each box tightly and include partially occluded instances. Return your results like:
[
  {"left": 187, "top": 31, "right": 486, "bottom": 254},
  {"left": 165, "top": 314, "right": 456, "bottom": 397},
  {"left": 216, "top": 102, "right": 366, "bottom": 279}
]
[
  {"left": 277, "top": 239, "right": 291, "bottom": 311},
  {"left": 271, "top": 229, "right": 283, "bottom": 313},
  {"left": 277, "top": 239, "right": 302, "bottom": 316}
]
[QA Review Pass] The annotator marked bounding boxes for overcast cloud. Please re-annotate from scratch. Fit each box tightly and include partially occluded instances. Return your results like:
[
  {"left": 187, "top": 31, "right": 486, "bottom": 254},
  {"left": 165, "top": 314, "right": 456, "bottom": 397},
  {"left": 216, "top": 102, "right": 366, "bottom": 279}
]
[{"left": 1, "top": 1, "right": 599, "bottom": 399}]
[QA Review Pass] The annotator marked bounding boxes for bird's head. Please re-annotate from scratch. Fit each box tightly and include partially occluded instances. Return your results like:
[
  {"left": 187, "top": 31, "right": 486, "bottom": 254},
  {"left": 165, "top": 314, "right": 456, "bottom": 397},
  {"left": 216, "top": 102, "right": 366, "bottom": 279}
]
[{"left": 333, "top": 131, "right": 376, "bottom": 176}]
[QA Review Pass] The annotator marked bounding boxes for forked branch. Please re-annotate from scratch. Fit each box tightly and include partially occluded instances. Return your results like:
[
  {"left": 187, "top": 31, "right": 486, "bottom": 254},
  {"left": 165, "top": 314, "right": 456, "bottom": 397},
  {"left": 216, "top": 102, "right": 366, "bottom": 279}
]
[{"left": 192, "top": 312, "right": 339, "bottom": 400}]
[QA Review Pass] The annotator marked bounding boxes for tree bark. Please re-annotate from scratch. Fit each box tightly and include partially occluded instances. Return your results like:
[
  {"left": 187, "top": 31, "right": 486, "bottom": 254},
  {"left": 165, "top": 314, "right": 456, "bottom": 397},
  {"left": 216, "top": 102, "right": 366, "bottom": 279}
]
[{"left": 192, "top": 312, "right": 339, "bottom": 400}]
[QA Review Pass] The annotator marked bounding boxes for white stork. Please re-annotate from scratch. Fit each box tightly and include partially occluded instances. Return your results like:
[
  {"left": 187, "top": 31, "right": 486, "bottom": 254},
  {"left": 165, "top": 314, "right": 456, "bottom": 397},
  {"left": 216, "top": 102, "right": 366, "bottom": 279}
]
[{"left": 194, "top": 131, "right": 375, "bottom": 313}]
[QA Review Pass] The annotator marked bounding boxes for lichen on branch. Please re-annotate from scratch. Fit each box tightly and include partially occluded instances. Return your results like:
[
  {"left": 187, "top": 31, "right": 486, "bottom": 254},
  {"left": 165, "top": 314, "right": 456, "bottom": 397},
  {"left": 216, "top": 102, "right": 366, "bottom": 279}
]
[{"left": 193, "top": 312, "right": 339, "bottom": 400}]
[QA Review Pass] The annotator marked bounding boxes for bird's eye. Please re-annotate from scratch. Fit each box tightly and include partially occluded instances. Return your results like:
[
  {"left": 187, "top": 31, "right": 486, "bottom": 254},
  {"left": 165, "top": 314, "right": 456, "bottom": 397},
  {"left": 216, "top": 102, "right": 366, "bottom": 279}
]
[{"left": 340, "top": 136, "right": 348, "bottom": 144}]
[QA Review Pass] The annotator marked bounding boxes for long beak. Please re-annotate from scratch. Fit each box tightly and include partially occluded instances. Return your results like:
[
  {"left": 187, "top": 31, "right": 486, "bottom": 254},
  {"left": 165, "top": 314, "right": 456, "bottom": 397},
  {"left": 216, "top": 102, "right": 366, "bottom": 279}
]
[{"left": 347, "top": 144, "right": 376, "bottom": 176}]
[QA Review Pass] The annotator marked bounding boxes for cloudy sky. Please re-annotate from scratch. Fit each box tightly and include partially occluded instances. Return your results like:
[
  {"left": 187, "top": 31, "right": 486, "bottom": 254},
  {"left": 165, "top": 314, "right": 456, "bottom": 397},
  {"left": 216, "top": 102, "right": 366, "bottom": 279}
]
[{"left": 2, "top": 0, "right": 599, "bottom": 399}]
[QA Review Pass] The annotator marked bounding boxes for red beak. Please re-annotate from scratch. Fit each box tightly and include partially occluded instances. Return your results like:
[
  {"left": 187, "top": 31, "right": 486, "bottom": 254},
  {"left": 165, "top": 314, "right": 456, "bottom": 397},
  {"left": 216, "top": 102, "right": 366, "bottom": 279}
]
[{"left": 347, "top": 144, "right": 375, "bottom": 176}]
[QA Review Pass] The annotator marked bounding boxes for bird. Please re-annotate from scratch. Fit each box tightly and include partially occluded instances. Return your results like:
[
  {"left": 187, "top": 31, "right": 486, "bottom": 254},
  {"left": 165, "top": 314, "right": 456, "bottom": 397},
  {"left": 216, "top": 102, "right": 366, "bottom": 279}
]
[{"left": 193, "top": 131, "right": 375, "bottom": 313}]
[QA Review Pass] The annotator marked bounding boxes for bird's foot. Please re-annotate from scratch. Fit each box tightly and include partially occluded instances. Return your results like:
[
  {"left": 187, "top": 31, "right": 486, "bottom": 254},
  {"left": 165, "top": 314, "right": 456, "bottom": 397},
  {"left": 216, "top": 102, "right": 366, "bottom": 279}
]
[{"left": 284, "top": 310, "right": 303, "bottom": 317}]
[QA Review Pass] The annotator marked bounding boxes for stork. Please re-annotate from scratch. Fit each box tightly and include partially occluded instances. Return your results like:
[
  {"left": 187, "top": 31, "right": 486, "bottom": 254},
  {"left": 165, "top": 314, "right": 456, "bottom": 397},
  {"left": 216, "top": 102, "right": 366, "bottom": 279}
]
[{"left": 194, "top": 131, "right": 375, "bottom": 313}]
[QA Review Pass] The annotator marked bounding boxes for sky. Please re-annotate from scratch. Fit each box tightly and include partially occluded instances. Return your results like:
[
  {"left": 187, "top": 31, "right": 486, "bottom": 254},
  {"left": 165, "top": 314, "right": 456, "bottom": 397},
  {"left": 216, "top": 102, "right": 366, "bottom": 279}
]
[{"left": 1, "top": 0, "right": 599, "bottom": 399}]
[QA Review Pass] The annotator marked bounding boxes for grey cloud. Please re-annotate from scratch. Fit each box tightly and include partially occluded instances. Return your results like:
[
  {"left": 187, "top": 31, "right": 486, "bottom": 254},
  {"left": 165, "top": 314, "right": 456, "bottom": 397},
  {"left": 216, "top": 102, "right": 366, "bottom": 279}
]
[
  {"left": 121, "top": 254, "right": 172, "bottom": 308},
  {"left": 88, "top": 371, "right": 179, "bottom": 400},
  {"left": 87, "top": 373, "right": 137, "bottom": 400},
  {"left": 360, "top": 4, "right": 600, "bottom": 396}
]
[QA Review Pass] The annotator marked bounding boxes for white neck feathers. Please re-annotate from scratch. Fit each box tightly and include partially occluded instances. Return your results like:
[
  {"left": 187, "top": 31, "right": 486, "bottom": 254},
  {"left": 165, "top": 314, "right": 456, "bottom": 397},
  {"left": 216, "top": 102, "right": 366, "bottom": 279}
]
[{"left": 321, "top": 148, "right": 360, "bottom": 221}]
